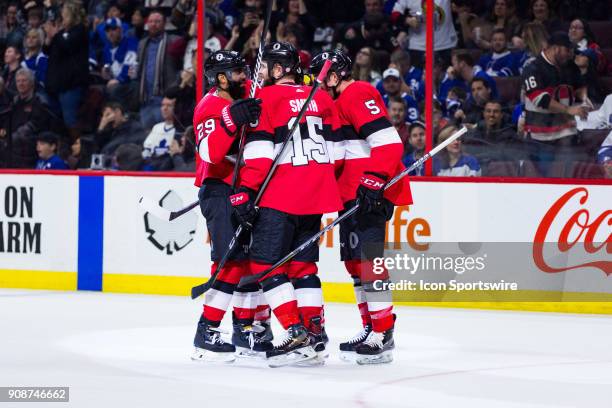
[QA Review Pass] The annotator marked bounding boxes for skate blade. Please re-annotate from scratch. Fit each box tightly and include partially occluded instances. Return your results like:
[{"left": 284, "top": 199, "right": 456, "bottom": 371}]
[
  {"left": 191, "top": 347, "right": 235, "bottom": 363},
  {"left": 268, "top": 346, "right": 317, "bottom": 368},
  {"left": 355, "top": 350, "right": 393, "bottom": 365},
  {"left": 235, "top": 347, "right": 268, "bottom": 360},
  {"left": 339, "top": 351, "right": 357, "bottom": 363},
  {"left": 294, "top": 349, "right": 328, "bottom": 367}
]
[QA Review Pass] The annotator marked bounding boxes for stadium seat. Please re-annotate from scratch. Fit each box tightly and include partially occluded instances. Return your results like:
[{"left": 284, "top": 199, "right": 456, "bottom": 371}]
[
  {"left": 484, "top": 161, "right": 518, "bottom": 177},
  {"left": 579, "top": 129, "right": 609, "bottom": 157},
  {"left": 518, "top": 160, "right": 541, "bottom": 177},
  {"left": 494, "top": 77, "right": 522, "bottom": 105},
  {"left": 600, "top": 77, "right": 612, "bottom": 95},
  {"left": 570, "top": 162, "right": 606, "bottom": 179},
  {"left": 547, "top": 161, "right": 569, "bottom": 178},
  {"left": 590, "top": 22, "right": 612, "bottom": 52}
]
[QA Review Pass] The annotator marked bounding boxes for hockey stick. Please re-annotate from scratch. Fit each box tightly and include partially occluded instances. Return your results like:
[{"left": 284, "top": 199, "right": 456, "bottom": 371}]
[
  {"left": 230, "top": 0, "right": 274, "bottom": 190},
  {"left": 139, "top": 196, "right": 200, "bottom": 221},
  {"left": 237, "top": 126, "right": 468, "bottom": 288},
  {"left": 138, "top": 1, "right": 274, "bottom": 223},
  {"left": 190, "top": 59, "right": 335, "bottom": 299}
]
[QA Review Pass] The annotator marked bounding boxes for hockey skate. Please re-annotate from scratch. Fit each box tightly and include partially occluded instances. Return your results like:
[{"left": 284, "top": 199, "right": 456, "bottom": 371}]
[
  {"left": 338, "top": 324, "right": 372, "bottom": 362},
  {"left": 354, "top": 327, "right": 394, "bottom": 365},
  {"left": 253, "top": 319, "right": 274, "bottom": 342},
  {"left": 266, "top": 324, "right": 317, "bottom": 368},
  {"left": 191, "top": 317, "right": 236, "bottom": 363},
  {"left": 232, "top": 320, "right": 274, "bottom": 359},
  {"left": 295, "top": 316, "right": 328, "bottom": 367}
]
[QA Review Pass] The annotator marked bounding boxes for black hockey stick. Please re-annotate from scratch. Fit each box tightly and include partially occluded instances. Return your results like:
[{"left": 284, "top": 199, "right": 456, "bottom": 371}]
[
  {"left": 230, "top": 0, "right": 273, "bottom": 190},
  {"left": 190, "top": 59, "right": 335, "bottom": 299},
  {"left": 237, "top": 126, "right": 468, "bottom": 288}
]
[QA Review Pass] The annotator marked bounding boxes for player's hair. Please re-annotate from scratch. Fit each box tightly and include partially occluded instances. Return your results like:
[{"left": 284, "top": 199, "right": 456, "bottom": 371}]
[
  {"left": 522, "top": 21, "right": 548, "bottom": 56},
  {"left": 491, "top": 28, "right": 507, "bottom": 38},
  {"left": 470, "top": 77, "right": 490, "bottom": 90},
  {"left": 388, "top": 95, "right": 407, "bottom": 108},
  {"left": 453, "top": 51, "right": 474, "bottom": 67},
  {"left": 103, "top": 101, "right": 125, "bottom": 113}
]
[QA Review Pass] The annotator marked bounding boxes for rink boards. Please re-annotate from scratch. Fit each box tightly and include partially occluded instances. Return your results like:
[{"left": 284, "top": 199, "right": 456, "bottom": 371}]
[{"left": 0, "top": 171, "right": 610, "bottom": 314}]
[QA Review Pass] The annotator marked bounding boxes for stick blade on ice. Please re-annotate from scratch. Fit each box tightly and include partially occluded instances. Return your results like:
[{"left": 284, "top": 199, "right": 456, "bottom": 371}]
[{"left": 138, "top": 196, "right": 171, "bottom": 221}]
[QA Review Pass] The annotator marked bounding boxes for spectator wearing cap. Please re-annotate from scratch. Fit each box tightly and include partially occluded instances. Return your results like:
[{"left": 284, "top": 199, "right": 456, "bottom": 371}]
[
  {"left": 101, "top": 17, "right": 138, "bottom": 97},
  {"left": 439, "top": 51, "right": 498, "bottom": 104},
  {"left": 436, "top": 125, "right": 481, "bottom": 177},
  {"left": 477, "top": 29, "right": 523, "bottom": 77},
  {"left": 376, "top": 50, "right": 423, "bottom": 102},
  {"left": 521, "top": 32, "right": 589, "bottom": 176},
  {"left": 379, "top": 67, "right": 419, "bottom": 123},
  {"left": 568, "top": 18, "right": 607, "bottom": 75},
  {"left": 21, "top": 27, "right": 47, "bottom": 90},
  {"left": 96, "top": 101, "right": 146, "bottom": 156},
  {"left": 35, "top": 131, "right": 68, "bottom": 169},
  {"left": 43, "top": 0, "right": 89, "bottom": 139},
  {"left": 2, "top": 45, "right": 23, "bottom": 99},
  {"left": 574, "top": 48, "right": 603, "bottom": 105},
  {"left": 135, "top": 10, "right": 180, "bottom": 130}
]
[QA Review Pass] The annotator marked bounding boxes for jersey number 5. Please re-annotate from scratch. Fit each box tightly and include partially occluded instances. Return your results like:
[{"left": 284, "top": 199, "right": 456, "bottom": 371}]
[
  {"left": 288, "top": 116, "right": 330, "bottom": 166},
  {"left": 365, "top": 99, "right": 381, "bottom": 115}
]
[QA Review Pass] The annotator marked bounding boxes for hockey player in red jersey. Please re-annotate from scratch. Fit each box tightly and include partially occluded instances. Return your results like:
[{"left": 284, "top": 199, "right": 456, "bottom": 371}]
[
  {"left": 230, "top": 42, "right": 343, "bottom": 366},
  {"left": 191, "top": 50, "right": 272, "bottom": 362},
  {"left": 310, "top": 50, "right": 413, "bottom": 364}
]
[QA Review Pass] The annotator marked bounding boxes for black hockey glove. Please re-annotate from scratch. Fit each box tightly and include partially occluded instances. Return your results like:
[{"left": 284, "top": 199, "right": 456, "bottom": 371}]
[
  {"left": 221, "top": 98, "right": 262, "bottom": 135},
  {"left": 230, "top": 187, "right": 258, "bottom": 230},
  {"left": 356, "top": 172, "right": 388, "bottom": 218}
]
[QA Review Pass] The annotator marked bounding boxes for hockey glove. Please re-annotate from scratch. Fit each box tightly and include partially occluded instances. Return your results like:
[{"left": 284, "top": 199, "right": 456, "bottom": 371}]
[
  {"left": 221, "top": 98, "right": 262, "bottom": 135},
  {"left": 230, "top": 187, "right": 258, "bottom": 229},
  {"left": 356, "top": 172, "right": 388, "bottom": 218}
]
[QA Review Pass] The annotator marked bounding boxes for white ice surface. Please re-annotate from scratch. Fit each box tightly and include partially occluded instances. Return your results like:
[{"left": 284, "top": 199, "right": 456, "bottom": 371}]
[{"left": 1, "top": 289, "right": 611, "bottom": 408}]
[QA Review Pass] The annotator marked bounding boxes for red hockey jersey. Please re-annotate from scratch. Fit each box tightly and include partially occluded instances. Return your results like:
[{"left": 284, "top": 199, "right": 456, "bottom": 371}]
[
  {"left": 335, "top": 80, "right": 412, "bottom": 206},
  {"left": 240, "top": 83, "right": 343, "bottom": 215},
  {"left": 193, "top": 90, "right": 239, "bottom": 187}
]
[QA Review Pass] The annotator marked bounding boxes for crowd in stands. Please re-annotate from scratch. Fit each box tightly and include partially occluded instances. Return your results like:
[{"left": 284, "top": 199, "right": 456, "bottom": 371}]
[{"left": 0, "top": 0, "right": 610, "bottom": 178}]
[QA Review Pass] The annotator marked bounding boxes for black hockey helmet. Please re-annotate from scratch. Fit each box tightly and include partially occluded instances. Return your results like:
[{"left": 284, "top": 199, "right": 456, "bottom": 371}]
[
  {"left": 204, "top": 50, "right": 250, "bottom": 87},
  {"left": 310, "top": 49, "right": 352, "bottom": 80},
  {"left": 262, "top": 41, "right": 302, "bottom": 78}
]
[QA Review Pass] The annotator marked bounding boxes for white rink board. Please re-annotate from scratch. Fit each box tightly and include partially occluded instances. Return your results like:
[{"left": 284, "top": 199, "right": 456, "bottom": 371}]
[
  {"left": 102, "top": 178, "right": 611, "bottom": 284},
  {"left": 0, "top": 174, "right": 78, "bottom": 272}
]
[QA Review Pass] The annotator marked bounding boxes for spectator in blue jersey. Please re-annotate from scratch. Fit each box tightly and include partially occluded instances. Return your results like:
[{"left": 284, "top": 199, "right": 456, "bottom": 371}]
[
  {"left": 478, "top": 29, "right": 523, "bottom": 77},
  {"left": 379, "top": 68, "right": 419, "bottom": 123},
  {"left": 597, "top": 132, "right": 612, "bottom": 179},
  {"left": 21, "top": 28, "right": 47, "bottom": 90},
  {"left": 376, "top": 50, "right": 423, "bottom": 102},
  {"left": 101, "top": 17, "right": 138, "bottom": 100},
  {"left": 439, "top": 51, "right": 498, "bottom": 104},
  {"left": 35, "top": 131, "right": 68, "bottom": 170},
  {"left": 402, "top": 121, "right": 430, "bottom": 176},
  {"left": 436, "top": 125, "right": 481, "bottom": 177}
]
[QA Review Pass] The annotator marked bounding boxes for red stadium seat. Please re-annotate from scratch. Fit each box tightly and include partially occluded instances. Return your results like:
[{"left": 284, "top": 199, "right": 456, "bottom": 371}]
[
  {"left": 518, "top": 160, "right": 541, "bottom": 177},
  {"left": 589, "top": 22, "right": 612, "bottom": 52},
  {"left": 494, "top": 77, "right": 522, "bottom": 105},
  {"left": 485, "top": 161, "right": 518, "bottom": 177},
  {"left": 570, "top": 162, "right": 606, "bottom": 179}
]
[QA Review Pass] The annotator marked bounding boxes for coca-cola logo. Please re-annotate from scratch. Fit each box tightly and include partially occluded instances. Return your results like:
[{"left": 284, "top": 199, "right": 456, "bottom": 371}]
[{"left": 533, "top": 187, "right": 611, "bottom": 276}]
